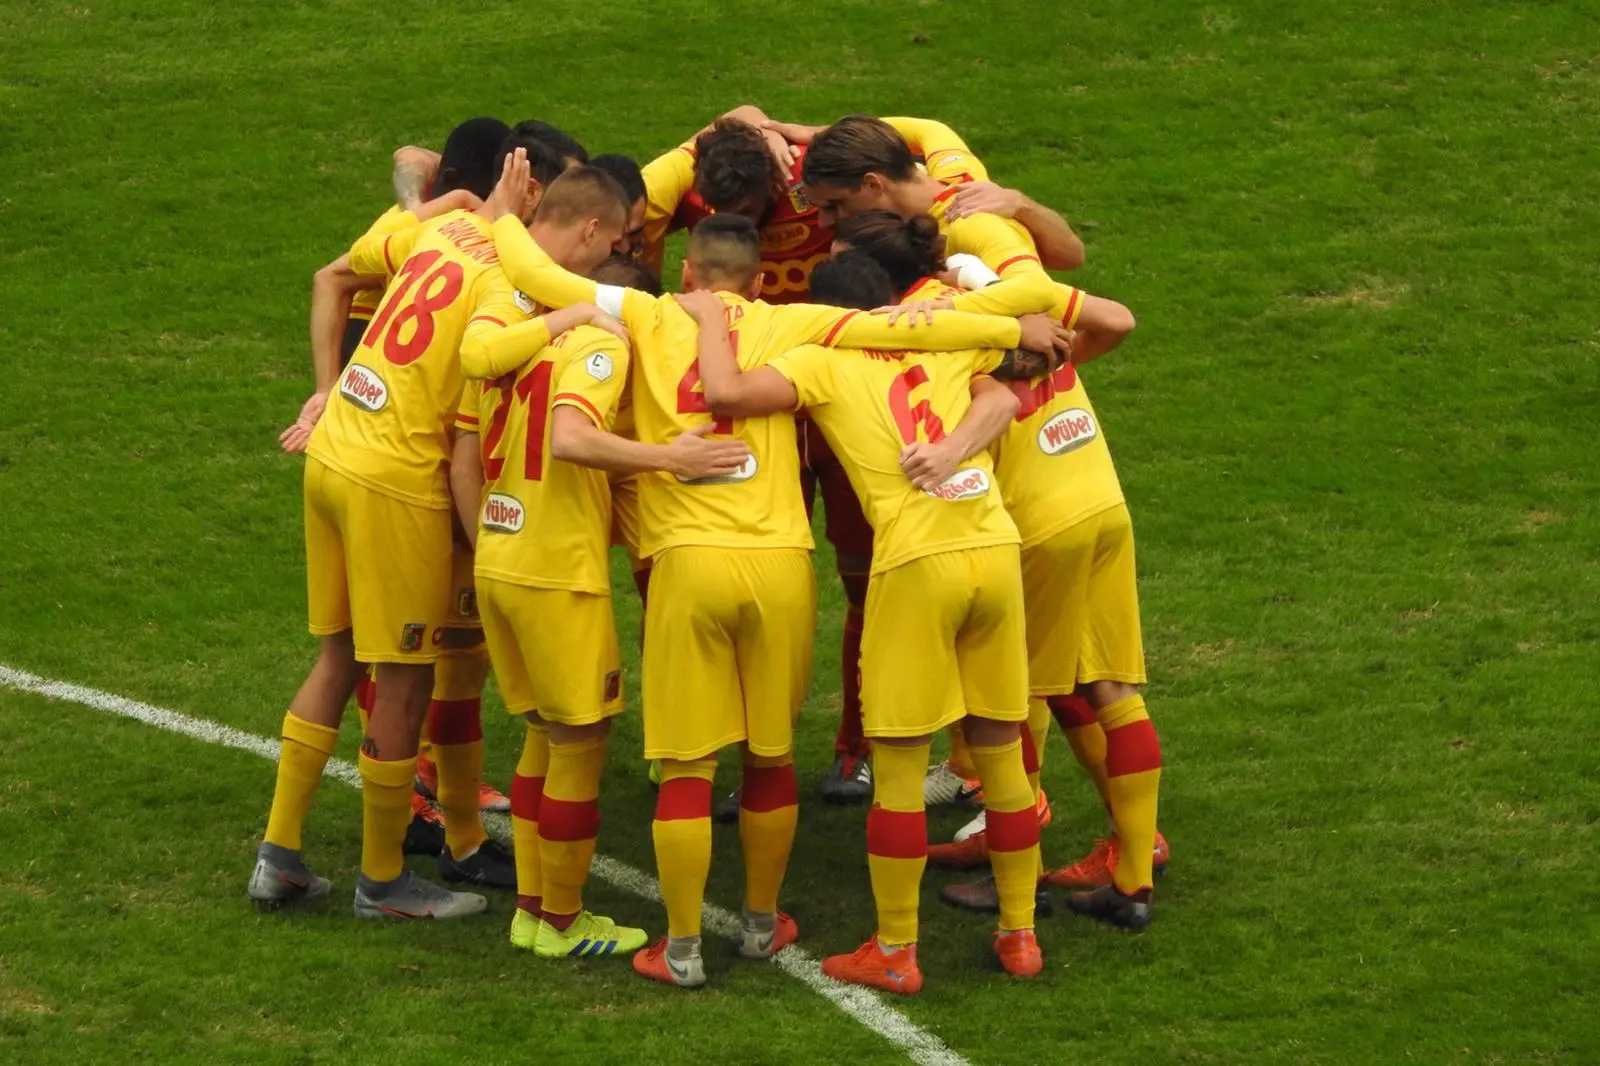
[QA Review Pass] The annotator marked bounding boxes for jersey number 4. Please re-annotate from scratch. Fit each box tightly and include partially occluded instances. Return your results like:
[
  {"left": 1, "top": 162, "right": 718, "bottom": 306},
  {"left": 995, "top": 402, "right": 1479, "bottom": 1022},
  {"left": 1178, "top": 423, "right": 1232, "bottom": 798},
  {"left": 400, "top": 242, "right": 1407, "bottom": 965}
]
[
  {"left": 361, "top": 250, "right": 465, "bottom": 366},
  {"left": 676, "top": 327, "right": 738, "bottom": 434},
  {"left": 481, "top": 362, "right": 554, "bottom": 482}
]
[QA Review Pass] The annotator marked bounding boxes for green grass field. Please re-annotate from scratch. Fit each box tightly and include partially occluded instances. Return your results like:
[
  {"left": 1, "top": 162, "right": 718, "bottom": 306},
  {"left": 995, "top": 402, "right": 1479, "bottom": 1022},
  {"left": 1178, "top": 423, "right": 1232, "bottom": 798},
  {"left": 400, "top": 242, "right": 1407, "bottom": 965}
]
[{"left": 3, "top": 1, "right": 1599, "bottom": 1063}]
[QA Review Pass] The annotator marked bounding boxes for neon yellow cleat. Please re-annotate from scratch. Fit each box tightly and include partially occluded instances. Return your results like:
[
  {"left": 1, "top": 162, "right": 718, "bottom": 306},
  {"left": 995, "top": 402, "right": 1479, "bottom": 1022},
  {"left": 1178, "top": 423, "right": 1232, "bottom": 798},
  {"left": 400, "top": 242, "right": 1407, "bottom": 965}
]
[
  {"left": 510, "top": 907, "right": 544, "bottom": 950},
  {"left": 535, "top": 911, "right": 649, "bottom": 958}
]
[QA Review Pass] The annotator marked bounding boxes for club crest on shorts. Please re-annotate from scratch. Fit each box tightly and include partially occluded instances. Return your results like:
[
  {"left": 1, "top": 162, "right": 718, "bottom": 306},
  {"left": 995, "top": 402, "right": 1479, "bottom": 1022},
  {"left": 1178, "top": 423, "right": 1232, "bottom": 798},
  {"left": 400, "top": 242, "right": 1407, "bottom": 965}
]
[
  {"left": 604, "top": 670, "right": 621, "bottom": 702},
  {"left": 339, "top": 364, "right": 388, "bottom": 412},
  {"left": 924, "top": 467, "right": 991, "bottom": 501},
  {"left": 514, "top": 289, "right": 536, "bottom": 315},
  {"left": 481, "top": 492, "right": 525, "bottom": 533},
  {"left": 456, "top": 587, "right": 477, "bottom": 619},
  {"left": 1037, "top": 408, "right": 1098, "bottom": 455},
  {"left": 677, "top": 454, "right": 758, "bottom": 485},
  {"left": 400, "top": 622, "right": 426, "bottom": 652}
]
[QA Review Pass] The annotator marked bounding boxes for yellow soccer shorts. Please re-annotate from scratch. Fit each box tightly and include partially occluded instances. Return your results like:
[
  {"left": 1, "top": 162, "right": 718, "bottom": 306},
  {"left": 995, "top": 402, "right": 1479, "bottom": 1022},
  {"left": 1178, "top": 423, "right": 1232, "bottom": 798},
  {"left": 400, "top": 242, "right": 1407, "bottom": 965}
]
[
  {"left": 641, "top": 546, "right": 815, "bottom": 761},
  {"left": 1019, "top": 502, "right": 1147, "bottom": 693},
  {"left": 303, "top": 457, "right": 451, "bottom": 664},
  {"left": 860, "top": 544, "right": 1030, "bottom": 738},
  {"left": 477, "top": 576, "right": 623, "bottom": 725},
  {"left": 609, "top": 474, "right": 648, "bottom": 574},
  {"left": 434, "top": 546, "right": 483, "bottom": 647}
]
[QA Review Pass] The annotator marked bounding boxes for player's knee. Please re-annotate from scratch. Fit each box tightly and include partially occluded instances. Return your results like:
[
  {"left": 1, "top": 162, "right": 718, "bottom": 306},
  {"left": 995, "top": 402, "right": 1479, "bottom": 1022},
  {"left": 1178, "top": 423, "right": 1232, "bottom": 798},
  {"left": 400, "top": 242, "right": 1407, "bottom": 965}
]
[
  {"left": 548, "top": 718, "right": 608, "bottom": 746},
  {"left": 439, "top": 627, "right": 484, "bottom": 651},
  {"left": 743, "top": 750, "right": 793, "bottom": 769},
  {"left": 1083, "top": 680, "right": 1139, "bottom": 710},
  {"left": 873, "top": 733, "right": 933, "bottom": 749},
  {"left": 962, "top": 715, "right": 1021, "bottom": 748},
  {"left": 374, "top": 662, "right": 435, "bottom": 716}
]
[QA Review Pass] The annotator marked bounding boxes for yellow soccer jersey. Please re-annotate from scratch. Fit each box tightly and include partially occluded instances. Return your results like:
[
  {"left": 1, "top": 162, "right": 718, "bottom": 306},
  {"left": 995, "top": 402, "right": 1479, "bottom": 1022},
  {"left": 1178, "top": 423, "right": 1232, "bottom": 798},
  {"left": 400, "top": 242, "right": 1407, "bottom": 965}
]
[
  {"left": 349, "top": 206, "right": 420, "bottom": 321},
  {"left": 882, "top": 116, "right": 991, "bottom": 185},
  {"left": 769, "top": 344, "right": 1019, "bottom": 575},
  {"left": 307, "top": 209, "right": 502, "bottom": 509},
  {"left": 926, "top": 184, "right": 1056, "bottom": 318},
  {"left": 991, "top": 282, "right": 1125, "bottom": 546},
  {"left": 487, "top": 216, "right": 1031, "bottom": 557},
  {"left": 458, "top": 325, "right": 627, "bottom": 595},
  {"left": 638, "top": 140, "right": 697, "bottom": 275}
]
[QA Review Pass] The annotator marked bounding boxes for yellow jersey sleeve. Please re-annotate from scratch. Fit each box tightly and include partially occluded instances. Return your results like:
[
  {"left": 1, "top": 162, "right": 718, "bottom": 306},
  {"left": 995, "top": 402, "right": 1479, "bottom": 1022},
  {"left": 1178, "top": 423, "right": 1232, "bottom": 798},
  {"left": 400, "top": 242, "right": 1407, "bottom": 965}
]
[
  {"left": 460, "top": 266, "right": 553, "bottom": 381},
  {"left": 350, "top": 207, "right": 421, "bottom": 316},
  {"left": 942, "top": 214, "right": 1056, "bottom": 317},
  {"left": 882, "top": 116, "right": 989, "bottom": 183},
  {"left": 491, "top": 215, "right": 658, "bottom": 333},
  {"left": 455, "top": 378, "right": 485, "bottom": 434},
  {"left": 551, "top": 329, "right": 630, "bottom": 429},
  {"left": 349, "top": 216, "right": 423, "bottom": 279},
  {"left": 1049, "top": 281, "right": 1086, "bottom": 328},
  {"left": 822, "top": 307, "right": 1023, "bottom": 352},
  {"left": 641, "top": 141, "right": 696, "bottom": 249},
  {"left": 766, "top": 344, "right": 836, "bottom": 410}
]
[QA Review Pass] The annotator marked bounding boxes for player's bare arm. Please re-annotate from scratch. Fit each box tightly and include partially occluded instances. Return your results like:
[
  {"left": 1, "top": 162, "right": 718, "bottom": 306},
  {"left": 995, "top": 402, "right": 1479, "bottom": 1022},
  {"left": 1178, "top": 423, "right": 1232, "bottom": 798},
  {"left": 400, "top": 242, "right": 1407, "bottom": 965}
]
[
  {"left": 278, "top": 253, "right": 383, "bottom": 453},
  {"left": 549, "top": 407, "right": 750, "bottom": 480},
  {"left": 680, "top": 290, "right": 799, "bottom": 417},
  {"left": 946, "top": 181, "right": 1085, "bottom": 271},
  {"left": 392, "top": 144, "right": 441, "bottom": 209},
  {"left": 899, "top": 375, "right": 1020, "bottom": 492},
  {"left": 449, "top": 429, "right": 484, "bottom": 551},
  {"left": 1067, "top": 293, "right": 1137, "bottom": 364}
]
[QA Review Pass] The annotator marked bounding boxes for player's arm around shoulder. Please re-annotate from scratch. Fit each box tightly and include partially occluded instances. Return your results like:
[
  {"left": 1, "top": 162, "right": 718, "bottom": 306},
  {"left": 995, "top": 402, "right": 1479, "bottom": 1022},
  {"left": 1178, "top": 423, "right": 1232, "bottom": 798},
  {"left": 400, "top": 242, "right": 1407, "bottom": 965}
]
[
  {"left": 942, "top": 214, "right": 1057, "bottom": 317},
  {"left": 678, "top": 290, "right": 800, "bottom": 418},
  {"left": 1052, "top": 282, "right": 1136, "bottom": 365},
  {"left": 900, "top": 372, "right": 1020, "bottom": 493}
]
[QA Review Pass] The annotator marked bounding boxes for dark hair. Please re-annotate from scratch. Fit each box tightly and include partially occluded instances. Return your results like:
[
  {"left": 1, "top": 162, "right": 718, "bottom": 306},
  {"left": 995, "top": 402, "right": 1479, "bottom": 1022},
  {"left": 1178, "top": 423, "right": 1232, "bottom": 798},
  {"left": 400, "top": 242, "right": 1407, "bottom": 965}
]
[
  {"left": 833, "top": 211, "right": 946, "bottom": 297},
  {"left": 801, "top": 115, "right": 917, "bottom": 189},
  {"left": 809, "top": 251, "right": 896, "bottom": 312},
  {"left": 437, "top": 117, "right": 511, "bottom": 199},
  {"left": 687, "top": 214, "right": 762, "bottom": 288},
  {"left": 591, "top": 154, "right": 647, "bottom": 207},
  {"left": 694, "top": 118, "right": 781, "bottom": 212},
  {"left": 509, "top": 119, "right": 589, "bottom": 166},
  {"left": 532, "top": 165, "right": 630, "bottom": 229},
  {"left": 495, "top": 132, "right": 572, "bottom": 188},
  {"left": 589, "top": 255, "right": 662, "bottom": 296}
]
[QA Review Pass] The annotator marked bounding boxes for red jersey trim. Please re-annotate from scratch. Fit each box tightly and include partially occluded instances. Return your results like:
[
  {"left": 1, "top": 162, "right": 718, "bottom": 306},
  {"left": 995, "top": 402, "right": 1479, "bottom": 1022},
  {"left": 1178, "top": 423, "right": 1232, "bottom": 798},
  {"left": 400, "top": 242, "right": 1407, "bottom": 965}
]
[
  {"left": 455, "top": 413, "right": 481, "bottom": 428},
  {"left": 553, "top": 392, "right": 604, "bottom": 427},
  {"left": 1060, "top": 288, "right": 1084, "bottom": 328},
  {"left": 994, "top": 253, "right": 1042, "bottom": 275},
  {"left": 469, "top": 315, "right": 508, "bottom": 329},
  {"left": 382, "top": 235, "right": 397, "bottom": 273},
  {"left": 821, "top": 310, "right": 862, "bottom": 347},
  {"left": 932, "top": 184, "right": 962, "bottom": 207}
]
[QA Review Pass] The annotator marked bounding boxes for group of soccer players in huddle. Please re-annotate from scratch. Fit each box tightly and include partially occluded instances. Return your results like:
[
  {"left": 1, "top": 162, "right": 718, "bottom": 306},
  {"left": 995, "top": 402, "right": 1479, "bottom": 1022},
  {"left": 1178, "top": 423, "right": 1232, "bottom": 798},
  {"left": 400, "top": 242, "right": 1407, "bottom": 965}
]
[{"left": 250, "top": 104, "right": 1168, "bottom": 995}]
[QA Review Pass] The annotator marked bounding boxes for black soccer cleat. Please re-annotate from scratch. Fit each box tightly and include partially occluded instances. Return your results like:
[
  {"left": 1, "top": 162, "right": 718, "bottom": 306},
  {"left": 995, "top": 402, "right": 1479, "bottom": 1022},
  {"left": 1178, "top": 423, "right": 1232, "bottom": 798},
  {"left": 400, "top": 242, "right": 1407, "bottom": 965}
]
[
  {"left": 438, "top": 838, "right": 517, "bottom": 890},
  {"left": 403, "top": 802, "right": 447, "bottom": 857},
  {"left": 818, "top": 751, "right": 873, "bottom": 805},
  {"left": 712, "top": 789, "right": 741, "bottom": 825},
  {"left": 938, "top": 873, "right": 1054, "bottom": 919},
  {"left": 1066, "top": 884, "right": 1152, "bottom": 932}
]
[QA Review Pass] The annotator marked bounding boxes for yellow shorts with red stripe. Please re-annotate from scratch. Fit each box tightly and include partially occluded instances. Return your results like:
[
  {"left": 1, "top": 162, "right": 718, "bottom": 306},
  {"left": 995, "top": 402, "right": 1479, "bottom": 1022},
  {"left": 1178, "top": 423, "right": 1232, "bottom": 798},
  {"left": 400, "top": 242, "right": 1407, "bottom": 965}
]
[
  {"left": 303, "top": 458, "right": 450, "bottom": 664},
  {"left": 477, "top": 576, "right": 622, "bottom": 725},
  {"left": 1020, "top": 502, "right": 1147, "bottom": 693},
  {"left": 641, "top": 546, "right": 814, "bottom": 761},
  {"left": 861, "top": 545, "right": 1029, "bottom": 738}
]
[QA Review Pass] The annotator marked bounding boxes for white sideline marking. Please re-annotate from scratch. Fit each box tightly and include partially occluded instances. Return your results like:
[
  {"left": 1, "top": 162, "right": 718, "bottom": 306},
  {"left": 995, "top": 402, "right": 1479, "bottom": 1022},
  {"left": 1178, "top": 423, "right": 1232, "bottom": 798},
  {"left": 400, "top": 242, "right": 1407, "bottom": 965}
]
[{"left": 0, "top": 664, "right": 971, "bottom": 1066}]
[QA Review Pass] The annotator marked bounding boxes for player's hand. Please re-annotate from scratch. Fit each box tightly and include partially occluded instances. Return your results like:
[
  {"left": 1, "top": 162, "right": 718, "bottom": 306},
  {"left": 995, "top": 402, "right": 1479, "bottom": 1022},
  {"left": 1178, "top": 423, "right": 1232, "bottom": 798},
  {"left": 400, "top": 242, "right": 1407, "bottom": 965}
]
[
  {"left": 278, "top": 391, "right": 328, "bottom": 453},
  {"left": 666, "top": 423, "right": 752, "bottom": 480},
  {"left": 483, "top": 147, "right": 530, "bottom": 221},
  {"left": 762, "top": 127, "right": 801, "bottom": 173},
  {"left": 674, "top": 289, "right": 726, "bottom": 324},
  {"left": 760, "top": 120, "right": 824, "bottom": 146},
  {"left": 900, "top": 440, "right": 960, "bottom": 493},
  {"left": 874, "top": 298, "right": 954, "bottom": 326},
  {"left": 1016, "top": 312, "right": 1073, "bottom": 367},
  {"left": 945, "top": 181, "right": 1026, "bottom": 221}
]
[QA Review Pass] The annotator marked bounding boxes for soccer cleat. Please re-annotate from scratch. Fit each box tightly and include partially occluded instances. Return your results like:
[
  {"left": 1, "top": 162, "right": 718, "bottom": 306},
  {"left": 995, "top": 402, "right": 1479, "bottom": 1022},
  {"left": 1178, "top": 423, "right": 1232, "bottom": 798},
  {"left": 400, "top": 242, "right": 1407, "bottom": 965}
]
[
  {"left": 1066, "top": 884, "right": 1153, "bottom": 932},
  {"left": 818, "top": 751, "right": 872, "bottom": 805},
  {"left": 353, "top": 870, "right": 488, "bottom": 920},
  {"left": 712, "top": 789, "right": 741, "bottom": 825},
  {"left": 994, "top": 927, "right": 1043, "bottom": 977},
  {"left": 927, "top": 789, "right": 1051, "bottom": 869},
  {"left": 923, "top": 761, "right": 983, "bottom": 807},
  {"left": 938, "top": 873, "right": 1054, "bottom": 919},
  {"left": 821, "top": 938, "right": 923, "bottom": 996},
  {"left": 403, "top": 794, "right": 446, "bottom": 857},
  {"left": 414, "top": 754, "right": 441, "bottom": 799},
  {"left": 647, "top": 759, "right": 662, "bottom": 789},
  {"left": 509, "top": 907, "right": 542, "bottom": 950},
  {"left": 534, "top": 911, "right": 650, "bottom": 958},
  {"left": 1045, "top": 832, "right": 1170, "bottom": 891},
  {"left": 739, "top": 909, "right": 799, "bottom": 959},
  {"left": 438, "top": 837, "right": 517, "bottom": 890},
  {"left": 477, "top": 782, "right": 511, "bottom": 812},
  {"left": 247, "top": 842, "right": 331, "bottom": 909},
  {"left": 633, "top": 938, "right": 707, "bottom": 988}
]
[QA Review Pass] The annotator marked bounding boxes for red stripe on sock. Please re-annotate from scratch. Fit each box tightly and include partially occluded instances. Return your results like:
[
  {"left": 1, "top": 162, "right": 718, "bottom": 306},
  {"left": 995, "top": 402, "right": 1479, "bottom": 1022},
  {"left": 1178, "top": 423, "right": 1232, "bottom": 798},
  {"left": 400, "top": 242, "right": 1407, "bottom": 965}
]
[
  {"left": 517, "top": 894, "right": 542, "bottom": 916},
  {"left": 1020, "top": 727, "right": 1041, "bottom": 774},
  {"left": 867, "top": 806, "right": 927, "bottom": 860},
  {"left": 539, "top": 796, "right": 600, "bottom": 842},
  {"left": 986, "top": 805, "right": 1041, "bottom": 853},
  {"left": 1105, "top": 719, "right": 1163, "bottom": 777},
  {"left": 1047, "top": 693, "right": 1096, "bottom": 729},
  {"left": 511, "top": 773, "right": 544, "bottom": 820},
  {"left": 741, "top": 763, "right": 797, "bottom": 813},
  {"left": 427, "top": 697, "right": 483, "bottom": 745},
  {"left": 655, "top": 777, "right": 712, "bottom": 822}
]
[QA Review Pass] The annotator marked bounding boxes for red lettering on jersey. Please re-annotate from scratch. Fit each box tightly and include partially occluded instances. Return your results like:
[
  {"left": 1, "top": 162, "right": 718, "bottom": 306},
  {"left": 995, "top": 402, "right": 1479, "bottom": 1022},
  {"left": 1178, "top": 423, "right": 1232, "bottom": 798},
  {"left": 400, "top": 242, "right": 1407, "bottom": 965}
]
[
  {"left": 437, "top": 218, "right": 500, "bottom": 265},
  {"left": 1009, "top": 363, "right": 1079, "bottom": 421}
]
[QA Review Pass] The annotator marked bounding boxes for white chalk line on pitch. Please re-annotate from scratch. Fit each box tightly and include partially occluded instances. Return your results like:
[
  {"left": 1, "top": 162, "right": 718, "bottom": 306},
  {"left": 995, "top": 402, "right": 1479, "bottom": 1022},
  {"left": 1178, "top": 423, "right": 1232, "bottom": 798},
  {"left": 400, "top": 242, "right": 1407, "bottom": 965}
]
[{"left": 0, "top": 665, "right": 972, "bottom": 1066}]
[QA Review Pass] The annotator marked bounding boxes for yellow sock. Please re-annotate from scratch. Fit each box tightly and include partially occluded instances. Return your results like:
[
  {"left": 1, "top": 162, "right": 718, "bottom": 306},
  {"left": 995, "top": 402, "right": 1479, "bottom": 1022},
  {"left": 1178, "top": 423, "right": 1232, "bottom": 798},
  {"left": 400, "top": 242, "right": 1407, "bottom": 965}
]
[
  {"left": 511, "top": 721, "right": 550, "bottom": 915},
  {"left": 1025, "top": 698, "right": 1050, "bottom": 803},
  {"left": 429, "top": 648, "right": 489, "bottom": 858},
  {"left": 264, "top": 714, "right": 338, "bottom": 851},
  {"left": 358, "top": 752, "right": 417, "bottom": 882},
  {"left": 652, "top": 758, "right": 717, "bottom": 938},
  {"left": 1051, "top": 694, "right": 1113, "bottom": 812},
  {"left": 540, "top": 734, "right": 607, "bottom": 926},
  {"left": 739, "top": 757, "right": 798, "bottom": 914},
  {"left": 867, "top": 741, "right": 930, "bottom": 947},
  {"left": 1099, "top": 694, "right": 1162, "bottom": 894},
  {"left": 946, "top": 723, "right": 977, "bottom": 779},
  {"left": 970, "top": 738, "right": 1041, "bottom": 932}
]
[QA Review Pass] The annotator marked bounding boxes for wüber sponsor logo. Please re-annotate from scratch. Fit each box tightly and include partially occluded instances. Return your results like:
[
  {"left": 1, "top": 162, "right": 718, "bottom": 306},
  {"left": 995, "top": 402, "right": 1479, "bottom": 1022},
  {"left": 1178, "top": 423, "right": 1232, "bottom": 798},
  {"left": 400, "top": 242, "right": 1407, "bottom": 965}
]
[
  {"left": 925, "top": 467, "right": 991, "bottom": 501},
  {"left": 481, "top": 492, "right": 525, "bottom": 533},
  {"left": 340, "top": 364, "right": 388, "bottom": 412},
  {"left": 678, "top": 454, "right": 758, "bottom": 485},
  {"left": 1037, "top": 408, "right": 1097, "bottom": 455}
]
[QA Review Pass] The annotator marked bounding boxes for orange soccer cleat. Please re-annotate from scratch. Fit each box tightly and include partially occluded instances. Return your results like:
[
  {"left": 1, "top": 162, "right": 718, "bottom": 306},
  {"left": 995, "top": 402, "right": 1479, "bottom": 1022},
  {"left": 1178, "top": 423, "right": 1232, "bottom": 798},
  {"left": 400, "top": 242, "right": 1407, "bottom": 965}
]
[
  {"left": 1045, "top": 832, "right": 1170, "bottom": 891},
  {"left": 927, "top": 789, "right": 1052, "bottom": 869},
  {"left": 821, "top": 939, "right": 924, "bottom": 996},
  {"left": 632, "top": 938, "right": 706, "bottom": 988},
  {"left": 477, "top": 782, "right": 511, "bottom": 812},
  {"left": 994, "top": 928, "right": 1043, "bottom": 977}
]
